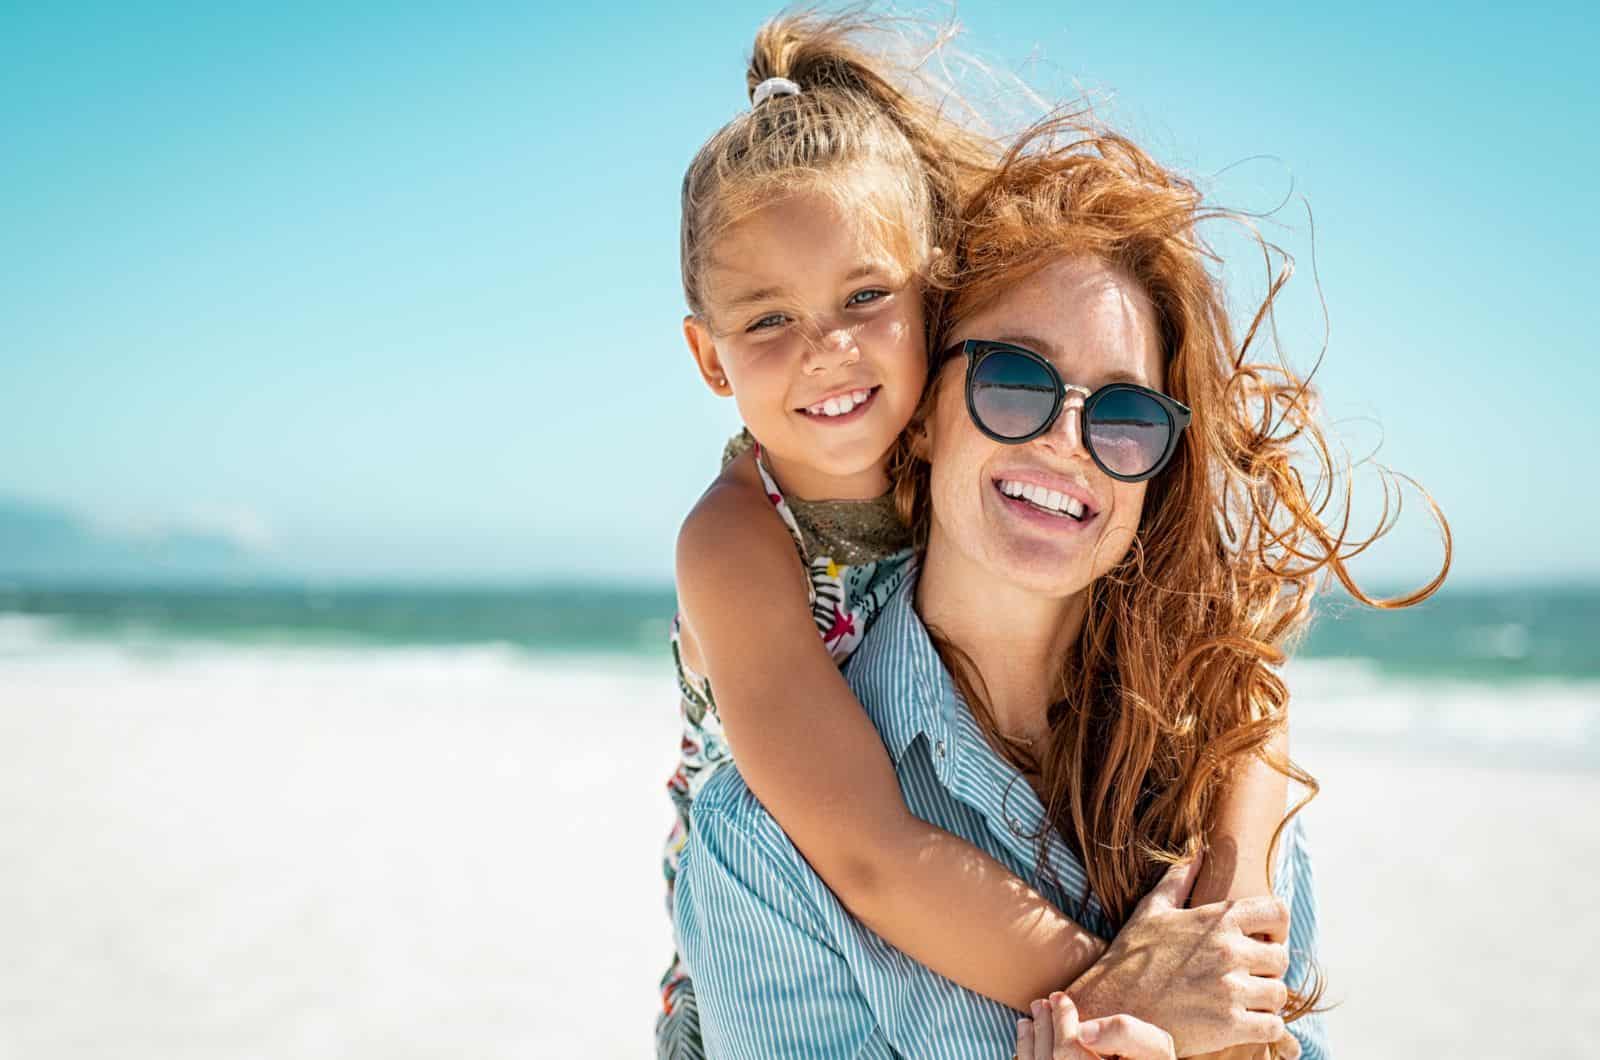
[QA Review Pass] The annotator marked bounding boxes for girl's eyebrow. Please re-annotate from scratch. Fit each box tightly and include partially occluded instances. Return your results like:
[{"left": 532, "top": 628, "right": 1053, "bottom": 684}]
[{"left": 723, "top": 285, "right": 785, "bottom": 310}]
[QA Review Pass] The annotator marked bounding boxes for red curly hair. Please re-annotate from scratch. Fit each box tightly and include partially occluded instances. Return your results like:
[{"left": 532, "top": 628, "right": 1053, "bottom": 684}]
[{"left": 890, "top": 111, "right": 1453, "bottom": 1030}]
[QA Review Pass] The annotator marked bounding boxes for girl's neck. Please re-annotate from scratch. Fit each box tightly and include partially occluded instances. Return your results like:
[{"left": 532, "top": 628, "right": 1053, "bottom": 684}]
[
  {"left": 759, "top": 445, "right": 891, "bottom": 502},
  {"left": 914, "top": 526, "right": 1087, "bottom": 746}
]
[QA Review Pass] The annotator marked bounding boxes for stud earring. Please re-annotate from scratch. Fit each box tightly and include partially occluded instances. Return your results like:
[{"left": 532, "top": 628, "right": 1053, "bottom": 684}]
[{"left": 716, "top": 376, "right": 727, "bottom": 387}]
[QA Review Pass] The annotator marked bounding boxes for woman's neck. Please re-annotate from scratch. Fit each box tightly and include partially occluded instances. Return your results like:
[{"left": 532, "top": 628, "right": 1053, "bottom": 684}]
[
  {"left": 759, "top": 446, "right": 891, "bottom": 502},
  {"left": 915, "top": 530, "right": 1087, "bottom": 747}
]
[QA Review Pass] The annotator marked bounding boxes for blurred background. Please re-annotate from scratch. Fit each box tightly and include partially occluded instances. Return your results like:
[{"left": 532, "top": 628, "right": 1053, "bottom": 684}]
[{"left": 2, "top": 2, "right": 1595, "bottom": 1058}]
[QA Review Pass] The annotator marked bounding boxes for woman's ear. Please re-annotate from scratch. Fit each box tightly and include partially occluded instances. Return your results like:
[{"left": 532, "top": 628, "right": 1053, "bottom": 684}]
[{"left": 683, "top": 316, "right": 732, "bottom": 396}]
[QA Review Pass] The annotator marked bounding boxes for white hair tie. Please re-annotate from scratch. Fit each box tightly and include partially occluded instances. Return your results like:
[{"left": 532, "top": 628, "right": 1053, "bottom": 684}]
[{"left": 752, "top": 76, "right": 801, "bottom": 107}]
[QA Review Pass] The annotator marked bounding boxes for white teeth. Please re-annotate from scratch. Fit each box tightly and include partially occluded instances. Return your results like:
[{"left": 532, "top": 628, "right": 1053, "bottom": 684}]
[
  {"left": 997, "top": 479, "right": 1089, "bottom": 521},
  {"left": 806, "top": 389, "right": 872, "bottom": 417}
]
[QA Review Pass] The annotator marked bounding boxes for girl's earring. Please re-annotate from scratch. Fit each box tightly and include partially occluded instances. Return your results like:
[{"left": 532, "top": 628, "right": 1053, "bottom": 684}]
[{"left": 716, "top": 376, "right": 727, "bottom": 387}]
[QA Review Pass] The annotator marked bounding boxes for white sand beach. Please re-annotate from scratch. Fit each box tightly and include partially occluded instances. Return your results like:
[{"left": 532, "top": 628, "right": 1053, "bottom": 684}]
[{"left": 1, "top": 636, "right": 1595, "bottom": 1058}]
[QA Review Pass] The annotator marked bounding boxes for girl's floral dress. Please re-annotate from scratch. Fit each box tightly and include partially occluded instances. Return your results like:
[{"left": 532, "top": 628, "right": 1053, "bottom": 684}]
[{"left": 655, "top": 430, "right": 914, "bottom": 1060}]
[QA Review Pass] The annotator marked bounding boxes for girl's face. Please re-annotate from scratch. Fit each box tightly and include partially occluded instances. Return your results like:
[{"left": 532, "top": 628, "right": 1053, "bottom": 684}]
[
  {"left": 686, "top": 183, "right": 926, "bottom": 499},
  {"left": 923, "top": 255, "right": 1168, "bottom": 598}
]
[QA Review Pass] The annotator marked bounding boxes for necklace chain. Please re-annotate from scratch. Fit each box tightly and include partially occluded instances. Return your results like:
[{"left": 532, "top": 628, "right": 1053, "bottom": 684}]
[{"left": 998, "top": 727, "right": 1043, "bottom": 748}]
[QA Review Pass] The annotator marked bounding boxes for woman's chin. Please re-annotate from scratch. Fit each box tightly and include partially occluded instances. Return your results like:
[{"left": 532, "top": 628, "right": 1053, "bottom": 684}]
[
  {"left": 975, "top": 498, "right": 1101, "bottom": 593},
  {"left": 980, "top": 535, "right": 1094, "bottom": 598}
]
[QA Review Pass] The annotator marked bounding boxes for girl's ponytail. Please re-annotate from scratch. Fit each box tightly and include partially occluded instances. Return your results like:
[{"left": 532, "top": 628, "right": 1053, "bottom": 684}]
[{"left": 680, "top": 12, "right": 992, "bottom": 320}]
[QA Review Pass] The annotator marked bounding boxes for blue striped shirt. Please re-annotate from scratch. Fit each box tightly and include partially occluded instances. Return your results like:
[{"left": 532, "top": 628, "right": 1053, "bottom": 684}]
[{"left": 675, "top": 571, "right": 1329, "bottom": 1059}]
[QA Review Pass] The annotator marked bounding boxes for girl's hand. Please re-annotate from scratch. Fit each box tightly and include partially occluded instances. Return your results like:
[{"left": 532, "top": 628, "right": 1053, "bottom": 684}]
[{"left": 1016, "top": 992, "right": 1176, "bottom": 1060}]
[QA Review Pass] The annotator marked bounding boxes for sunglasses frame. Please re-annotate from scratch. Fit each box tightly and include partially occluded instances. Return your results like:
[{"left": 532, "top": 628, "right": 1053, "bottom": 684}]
[{"left": 940, "top": 339, "right": 1193, "bottom": 483}]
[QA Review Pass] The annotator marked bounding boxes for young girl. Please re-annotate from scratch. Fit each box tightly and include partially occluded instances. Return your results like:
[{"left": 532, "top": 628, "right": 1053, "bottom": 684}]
[{"left": 657, "top": 14, "right": 1303, "bottom": 1060}]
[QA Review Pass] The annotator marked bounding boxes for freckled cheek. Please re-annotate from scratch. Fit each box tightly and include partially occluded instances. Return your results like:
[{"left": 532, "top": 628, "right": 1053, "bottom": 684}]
[
  {"left": 725, "top": 345, "right": 804, "bottom": 423},
  {"left": 934, "top": 443, "right": 994, "bottom": 546},
  {"left": 730, "top": 339, "right": 800, "bottom": 388},
  {"left": 1095, "top": 481, "right": 1147, "bottom": 567},
  {"left": 859, "top": 311, "right": 923, "bottom": 370},
  {"left": 1110, "top": 481, "right": 1146, "bottom": 528}
]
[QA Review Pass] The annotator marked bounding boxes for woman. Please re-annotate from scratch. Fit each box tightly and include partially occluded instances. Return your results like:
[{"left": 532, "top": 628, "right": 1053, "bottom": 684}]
[{"left": 674, "top": 112, "right": 1446, "bottom": 1060}]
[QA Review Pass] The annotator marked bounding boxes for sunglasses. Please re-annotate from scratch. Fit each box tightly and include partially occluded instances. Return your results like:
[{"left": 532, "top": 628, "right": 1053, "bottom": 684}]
[{"left": 939, "top": 339, "right": 1192, "bottom": 483}]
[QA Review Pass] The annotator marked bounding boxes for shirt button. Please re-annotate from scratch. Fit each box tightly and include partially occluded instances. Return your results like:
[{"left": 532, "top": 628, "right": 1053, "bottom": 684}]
[{"left": 935, "top": 740, "right": 946, "bottom": 758}]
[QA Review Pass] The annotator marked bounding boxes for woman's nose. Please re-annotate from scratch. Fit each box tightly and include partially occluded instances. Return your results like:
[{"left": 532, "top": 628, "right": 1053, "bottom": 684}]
[
  {"left": 1039, "top": 394, "right": 1087, "bottom": 456},
  {"left": 801, "top": 327, "right": 861, "bottom": 375}
]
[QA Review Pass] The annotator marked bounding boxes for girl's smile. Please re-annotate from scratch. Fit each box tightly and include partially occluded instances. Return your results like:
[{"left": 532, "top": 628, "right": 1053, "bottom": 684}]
[
  {"left": 797, "top": 384, "right": 881, "bottom": 423},
  {"left": 684, "top": 180, "right": 928, "bottom": 501}
]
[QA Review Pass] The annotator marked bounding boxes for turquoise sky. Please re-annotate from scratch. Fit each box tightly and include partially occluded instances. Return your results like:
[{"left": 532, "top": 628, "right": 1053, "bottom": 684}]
[{"left": 3, "top": 3, "right": 1594, "bottom": 585}]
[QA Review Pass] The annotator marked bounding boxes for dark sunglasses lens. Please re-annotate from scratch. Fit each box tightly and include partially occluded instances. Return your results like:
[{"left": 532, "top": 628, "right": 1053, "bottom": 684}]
[
  {"left": 971, "top": 351, "right": 1056, "bottom": 440},
  {"left": 1087, "top": 388, "right": 1173, "bottom": 477}
]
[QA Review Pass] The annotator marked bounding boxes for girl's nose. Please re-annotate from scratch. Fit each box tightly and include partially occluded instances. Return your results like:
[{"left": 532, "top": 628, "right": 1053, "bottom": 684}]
[{"left": 802, "top": 327, "right": 861, "bottom": 375}]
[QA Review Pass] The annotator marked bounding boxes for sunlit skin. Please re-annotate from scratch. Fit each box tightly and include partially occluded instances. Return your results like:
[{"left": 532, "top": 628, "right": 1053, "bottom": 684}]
[
  {"left": 916, "top": 255, "right": 1167, "bottom": 750},
  {"left": 678, "top": 246, "right": 1298, "bottom": 1056},
  {"left": 682, "top": 182, "right": 927, "bottom": 500},
  {"left": 918, "top": 257, "right": 1300, "bottom": 1060}
]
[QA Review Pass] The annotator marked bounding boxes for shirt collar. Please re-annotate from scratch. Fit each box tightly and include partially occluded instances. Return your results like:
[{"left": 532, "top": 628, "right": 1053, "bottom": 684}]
[
  {"left": 844, "top": 564, "right": 956, "bottom": 770},
  {"left": 845, "top": 564, "right": 1116, "bottom": 939}
]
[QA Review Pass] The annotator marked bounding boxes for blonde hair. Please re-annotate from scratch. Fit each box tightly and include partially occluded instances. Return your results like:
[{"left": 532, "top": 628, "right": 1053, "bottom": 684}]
[
  {"left": 679, "top": 11, "right": 992, "bottom": 326},
  {"left": 893, "top": 109, "right": 1452, "bottom": 1031}
]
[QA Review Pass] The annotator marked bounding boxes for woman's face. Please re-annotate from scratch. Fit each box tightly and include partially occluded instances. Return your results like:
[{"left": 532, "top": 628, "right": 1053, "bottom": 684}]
[{"left": 923, "top": 255, "right": 1168, "bottom": 599}]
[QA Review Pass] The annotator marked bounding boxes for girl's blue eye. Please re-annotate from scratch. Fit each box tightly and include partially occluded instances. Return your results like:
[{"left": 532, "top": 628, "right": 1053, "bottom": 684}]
[
  {"left": 747, "top": 313, "right": 787, "bottom": 333},
  {"left": 848, "top": 289, "right": 889, "bottom": 307}
]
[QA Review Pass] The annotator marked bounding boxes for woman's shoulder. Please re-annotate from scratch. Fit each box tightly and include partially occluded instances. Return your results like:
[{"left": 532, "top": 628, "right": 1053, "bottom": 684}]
[
  {"left": 690, "top": 762, "right": 795, "bottom": 862},
  {"left": 679, "top": 762, "right": 838, "bottom": 947},
  {"left": 692, "top": 760, "right": 757, "bottom": 820}
]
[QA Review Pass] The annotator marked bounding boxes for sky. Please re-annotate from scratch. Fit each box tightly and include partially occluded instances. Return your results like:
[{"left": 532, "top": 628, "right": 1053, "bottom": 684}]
[{"left": 2, "top": 2, "right": 1595, "bottom": 586}]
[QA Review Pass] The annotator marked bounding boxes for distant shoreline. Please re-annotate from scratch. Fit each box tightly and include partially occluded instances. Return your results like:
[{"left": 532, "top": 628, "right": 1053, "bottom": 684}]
[{"left": 4, "top": 580, "right": 1598, "bottom": 684}]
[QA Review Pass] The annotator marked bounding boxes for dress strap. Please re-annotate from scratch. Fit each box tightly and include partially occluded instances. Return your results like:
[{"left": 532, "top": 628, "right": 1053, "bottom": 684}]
[{"left": 750, "top": 441, "right": 810, "bottom": 563}]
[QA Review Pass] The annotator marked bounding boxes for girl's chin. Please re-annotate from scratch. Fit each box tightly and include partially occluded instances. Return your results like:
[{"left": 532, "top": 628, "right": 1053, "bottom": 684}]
[
  {"left": 780, "top": 430, "right": 895, "bottom": 471},
  {"left": 761, "top": 439, "right": 895, "bottom": 497}
]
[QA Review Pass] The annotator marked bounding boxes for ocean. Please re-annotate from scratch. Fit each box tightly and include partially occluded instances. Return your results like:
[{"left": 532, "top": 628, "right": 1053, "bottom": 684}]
[
  {"left": 2, "top": 579, "right": 1596, "bottom": 769},
  {"left": 3, "top": 579, "right": 1596, "bottom": 1058},
  {"left": 2, "top": 578, "right": 1596, "bottom": 676}
]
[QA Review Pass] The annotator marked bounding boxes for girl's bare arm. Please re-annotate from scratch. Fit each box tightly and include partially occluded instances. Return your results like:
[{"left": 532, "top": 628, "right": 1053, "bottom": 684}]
[
  {"left": 1189, "top": 727, "right": 1293, "bottom": 908},
  {"left": 676, "top": 461, "right": 1104, "bottom": 1012}
]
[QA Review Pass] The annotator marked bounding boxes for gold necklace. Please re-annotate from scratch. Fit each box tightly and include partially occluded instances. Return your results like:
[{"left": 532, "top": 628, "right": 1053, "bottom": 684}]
[{"left": 997, "top": 727, "right": 1043, "bottom": 748}]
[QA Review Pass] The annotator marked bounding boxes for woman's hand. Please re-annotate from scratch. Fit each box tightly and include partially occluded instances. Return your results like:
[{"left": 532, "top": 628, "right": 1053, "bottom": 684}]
[
  {"left": 1194, "top": 1037, "right": 1301, "bottom": 1060},
  {"left": 1017, "top": 992, "right": 1176, "bottom": 1060},
  {"left": 1065, "top": 856, "right": 1296, "bottom": 1057}
]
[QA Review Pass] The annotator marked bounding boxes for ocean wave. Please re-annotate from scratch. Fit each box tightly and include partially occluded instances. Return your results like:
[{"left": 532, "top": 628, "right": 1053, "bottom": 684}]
[
  {"left": 0, "top": 619, "right": 672, "bottom": 691},
  {"left": 0, "top": 613, "right": 66, "bottom": 656},
  {"left": 1284, "top": 657, "right": 1599, "bottom": 766},
  {"left": 2, "top": 618, "right": 1594, "bottom": 766}
]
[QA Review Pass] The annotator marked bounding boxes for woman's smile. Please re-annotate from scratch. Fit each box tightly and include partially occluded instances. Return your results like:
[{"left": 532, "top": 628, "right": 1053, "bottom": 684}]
[{"left": 991, "top": 470, "right": 1100, "bottom": 525}]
